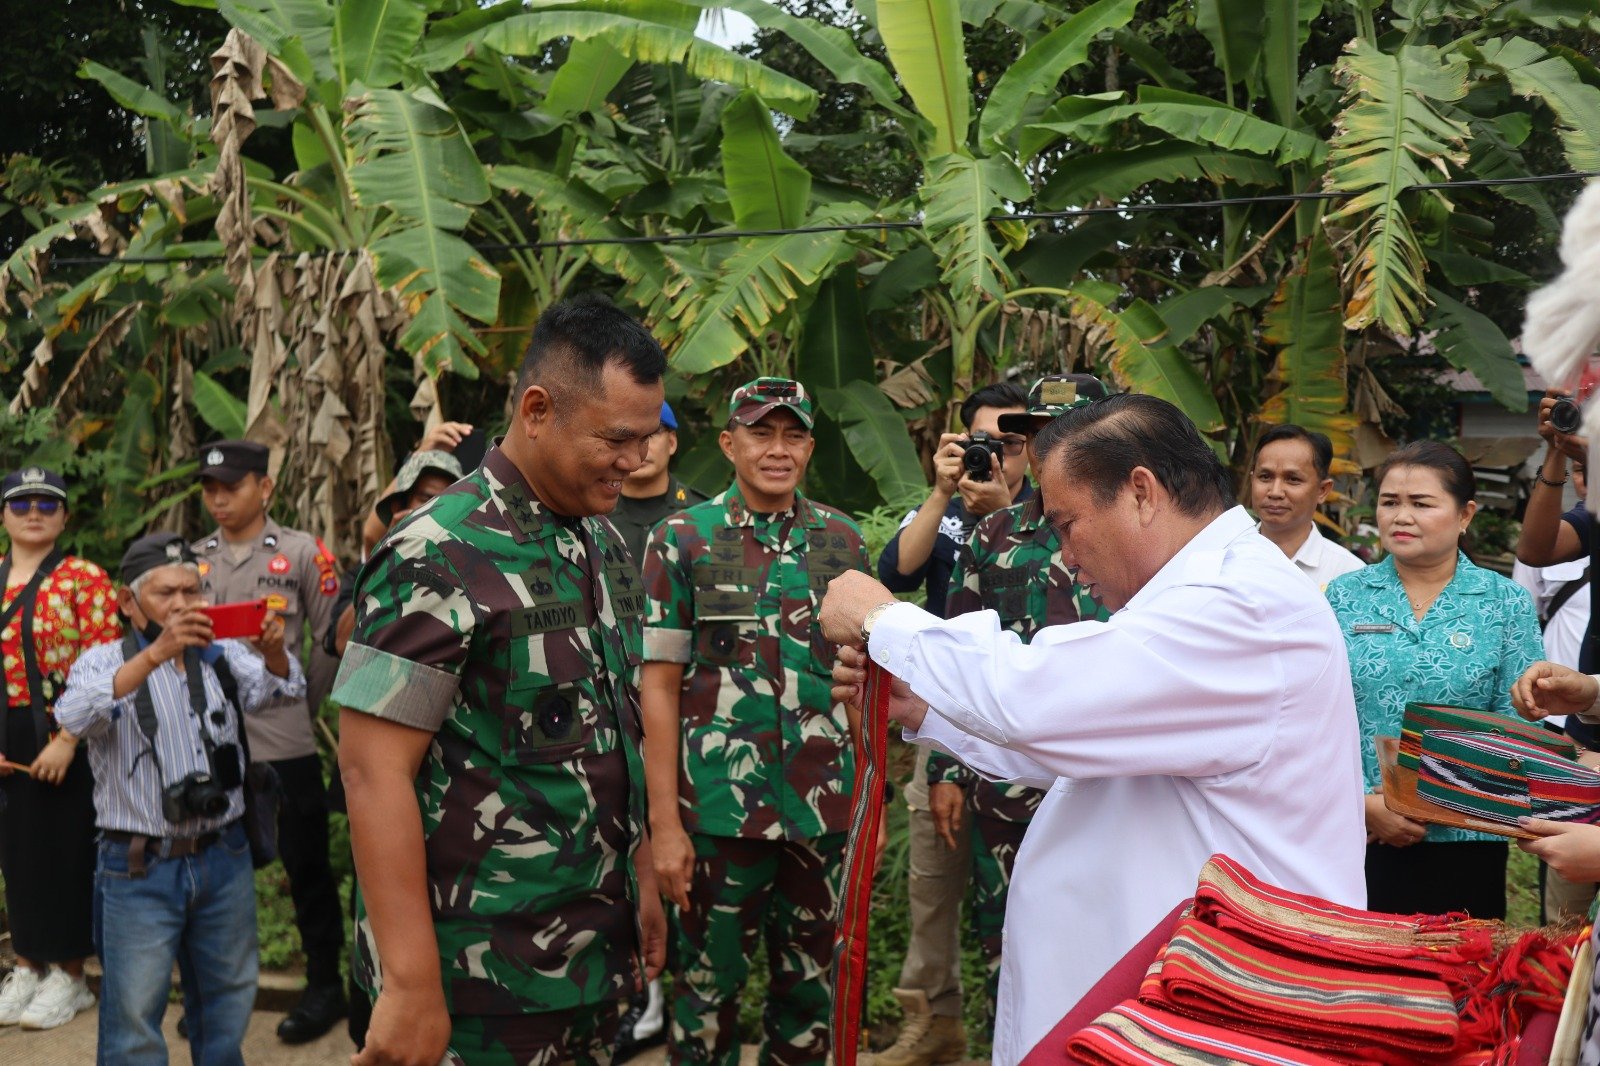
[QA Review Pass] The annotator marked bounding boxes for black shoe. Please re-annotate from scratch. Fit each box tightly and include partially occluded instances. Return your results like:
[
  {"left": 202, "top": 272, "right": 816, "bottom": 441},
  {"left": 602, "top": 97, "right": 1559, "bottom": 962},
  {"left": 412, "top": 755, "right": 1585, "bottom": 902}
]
[
  {"left": 612, "top": 981, "right": 666, "bottom": 1064},
  {"left": 276, "top": 983, "right": 347, "bottom": 1045}
]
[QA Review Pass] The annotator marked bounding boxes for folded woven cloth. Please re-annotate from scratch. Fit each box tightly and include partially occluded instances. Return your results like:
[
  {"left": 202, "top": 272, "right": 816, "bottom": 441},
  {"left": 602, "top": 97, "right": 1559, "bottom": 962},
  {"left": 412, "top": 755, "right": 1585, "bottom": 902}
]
[
  {"left": 1065, "top": 1000, "right": 1348, "bottom": 1066},
  {"left": 1417, "top": 729, "right": 1600, "bottom": 827},
  {"left": 1152, "top": 916, "right": 1461, "bottom": 1059},
  {"left": 1191, "top": 855, "right": 1496, "bottom": 989},
  {"left": 1398, "top": 702, "right": 1574, "bottom": 772}
]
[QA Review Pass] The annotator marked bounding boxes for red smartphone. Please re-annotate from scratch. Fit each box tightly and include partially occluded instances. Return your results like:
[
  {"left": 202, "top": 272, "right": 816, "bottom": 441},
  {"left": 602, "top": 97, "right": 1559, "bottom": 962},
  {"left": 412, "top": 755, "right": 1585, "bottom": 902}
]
[{"left": 202, "top": 600, "right": 268, "bottom": 640}]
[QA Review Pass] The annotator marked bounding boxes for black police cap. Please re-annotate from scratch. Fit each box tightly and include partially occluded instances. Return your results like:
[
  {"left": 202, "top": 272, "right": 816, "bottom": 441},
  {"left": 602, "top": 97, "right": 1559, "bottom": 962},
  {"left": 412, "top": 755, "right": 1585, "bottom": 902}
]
[{"left": 198, "top": 440, "right": 269, "bottom": 483}]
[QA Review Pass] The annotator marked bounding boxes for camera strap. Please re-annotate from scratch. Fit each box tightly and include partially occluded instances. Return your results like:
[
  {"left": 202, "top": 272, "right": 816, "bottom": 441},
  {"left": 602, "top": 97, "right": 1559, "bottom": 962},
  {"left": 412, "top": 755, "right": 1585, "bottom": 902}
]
[
  {"left": 0, "top": 549, "right": 65, "bottom": 751},
  {"left": 120, "top": 635, "right": 230, "bottom": 787}
]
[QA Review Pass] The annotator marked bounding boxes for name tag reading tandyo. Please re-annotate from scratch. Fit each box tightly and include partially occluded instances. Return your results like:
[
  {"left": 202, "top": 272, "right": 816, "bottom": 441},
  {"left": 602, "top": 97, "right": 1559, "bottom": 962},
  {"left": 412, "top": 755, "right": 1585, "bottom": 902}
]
[
  {"left": 512, "top": 601, "right": 585, "bottom": 635},
  {"left": 1352, "top": 623, "right": 1396, "bottom": 634}
]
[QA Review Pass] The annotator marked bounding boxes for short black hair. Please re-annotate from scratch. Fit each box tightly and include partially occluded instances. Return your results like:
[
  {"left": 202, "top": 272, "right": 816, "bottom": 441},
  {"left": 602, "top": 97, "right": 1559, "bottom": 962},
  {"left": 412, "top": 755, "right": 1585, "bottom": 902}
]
[
  {"left": 959, "top": 381, "right": 1029, "bottom": 430},
  {"left": 1375, "top": 440, "right": 1476, "bottom": 508},
  {"left": 1034, "top": 393, "right": 1235, "bottom": 518},
  {"left": 1254, "top": 424, "right": 1334, "bottom": 480},
  {"left": 517, "top": 294, "right": 667, "bottom": 400}
]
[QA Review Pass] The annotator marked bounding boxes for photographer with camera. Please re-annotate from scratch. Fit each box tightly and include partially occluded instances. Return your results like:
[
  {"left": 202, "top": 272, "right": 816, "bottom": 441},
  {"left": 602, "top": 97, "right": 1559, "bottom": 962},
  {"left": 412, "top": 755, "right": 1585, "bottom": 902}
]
[
  {"left": 52, "top": 531, "right": 303, "bottom": 1064},
  {"left": 871, "top": 380, "right": 1029, "bottom": 1065},
  {"left": 1515, "top": 387, "right": 1600, "bottom": 921}
]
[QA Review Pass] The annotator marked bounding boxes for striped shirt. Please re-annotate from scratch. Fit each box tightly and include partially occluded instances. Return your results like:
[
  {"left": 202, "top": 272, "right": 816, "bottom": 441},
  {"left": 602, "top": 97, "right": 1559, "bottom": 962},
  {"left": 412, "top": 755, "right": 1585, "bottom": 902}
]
[{"left": 53, "top": 637, "right": 305, "bottom": 837}]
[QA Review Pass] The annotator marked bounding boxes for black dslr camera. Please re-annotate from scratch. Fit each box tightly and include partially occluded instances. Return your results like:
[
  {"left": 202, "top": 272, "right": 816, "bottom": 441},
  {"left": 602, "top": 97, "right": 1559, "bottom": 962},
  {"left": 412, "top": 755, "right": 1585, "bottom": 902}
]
[
  {"left": 161, "top": 741, "right": 242, "bottom": 823},
  {"left": 162, "top": 771, "right": 231, "bottom": 823},
  {"left": 1550, "top": 396, "right": 1584, "bottom": 435},
  {"left": 961, "top": 432, "right": 1007, "bottom": 482}
]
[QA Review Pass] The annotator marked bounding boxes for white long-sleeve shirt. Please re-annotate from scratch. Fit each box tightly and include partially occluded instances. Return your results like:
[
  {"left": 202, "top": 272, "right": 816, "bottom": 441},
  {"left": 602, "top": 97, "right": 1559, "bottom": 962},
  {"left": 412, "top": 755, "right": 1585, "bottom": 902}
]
[{"left": 868, "top": 506, "right": 1367, "bottom": 1064}]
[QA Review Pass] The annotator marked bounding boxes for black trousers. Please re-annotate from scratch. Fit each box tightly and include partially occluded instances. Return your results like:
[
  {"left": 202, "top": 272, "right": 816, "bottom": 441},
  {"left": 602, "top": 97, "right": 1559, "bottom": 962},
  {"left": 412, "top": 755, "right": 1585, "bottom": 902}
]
[
  {"left": 0, "top": 706, "right": 95, "bottom": 962},
  {"left": 271, "top": 753, "right": 345, "bottom": 986},
  {"left": 1365, "top": 839, "right": 1508, "bottom": 920}
]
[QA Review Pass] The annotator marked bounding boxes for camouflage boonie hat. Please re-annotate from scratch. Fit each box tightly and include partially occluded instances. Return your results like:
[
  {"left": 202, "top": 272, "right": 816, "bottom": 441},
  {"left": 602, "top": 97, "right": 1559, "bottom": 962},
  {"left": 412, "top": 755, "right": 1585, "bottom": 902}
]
[
  {"left": 728, "top": 377, "right": 814, "bottom": 430},
  {"left": 997, "top": 374, "right": 1108, "bottom": 433},
  {"left": 376, "top": 450, "right": 466, "bottom": 525}
]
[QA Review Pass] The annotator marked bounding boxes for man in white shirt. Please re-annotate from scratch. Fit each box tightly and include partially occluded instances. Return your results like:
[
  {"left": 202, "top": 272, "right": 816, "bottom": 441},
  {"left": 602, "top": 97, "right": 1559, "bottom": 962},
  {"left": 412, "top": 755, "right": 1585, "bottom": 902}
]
[
  {"left": 1249, "top": 424, "right": 1364, "bottom": 589},
  {"left": 821, "top": 394, "right": 1367, "bottom": 1065}
]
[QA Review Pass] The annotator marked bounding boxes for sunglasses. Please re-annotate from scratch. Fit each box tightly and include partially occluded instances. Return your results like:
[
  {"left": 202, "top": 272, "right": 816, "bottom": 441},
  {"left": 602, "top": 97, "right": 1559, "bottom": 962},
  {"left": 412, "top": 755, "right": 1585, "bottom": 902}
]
[{"left": 6, "top": 498, "right": 62, "bottom": 516}]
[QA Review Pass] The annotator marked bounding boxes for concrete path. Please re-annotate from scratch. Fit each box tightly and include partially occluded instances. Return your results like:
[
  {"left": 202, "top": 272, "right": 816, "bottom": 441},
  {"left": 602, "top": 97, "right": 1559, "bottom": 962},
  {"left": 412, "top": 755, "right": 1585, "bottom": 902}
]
[{"left": 0, "top": 1006, "right": 356, "bottom": 1064}]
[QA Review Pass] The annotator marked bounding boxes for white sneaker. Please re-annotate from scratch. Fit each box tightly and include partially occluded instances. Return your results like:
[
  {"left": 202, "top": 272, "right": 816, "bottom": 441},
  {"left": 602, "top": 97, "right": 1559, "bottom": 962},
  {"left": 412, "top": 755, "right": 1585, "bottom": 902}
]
[
  {"left": 18, "top": 968, "right": 95, "bottom": 1030},
  {"left": 0, "top": 967, "right": 42, "bottom": 1025}
]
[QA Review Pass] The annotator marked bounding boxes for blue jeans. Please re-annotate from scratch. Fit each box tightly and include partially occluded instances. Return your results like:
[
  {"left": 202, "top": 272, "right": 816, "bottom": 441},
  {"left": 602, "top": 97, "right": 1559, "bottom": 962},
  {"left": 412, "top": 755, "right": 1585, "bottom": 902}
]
[{"left": 93, "top": 820, "right": 259, "bottom": 1066}]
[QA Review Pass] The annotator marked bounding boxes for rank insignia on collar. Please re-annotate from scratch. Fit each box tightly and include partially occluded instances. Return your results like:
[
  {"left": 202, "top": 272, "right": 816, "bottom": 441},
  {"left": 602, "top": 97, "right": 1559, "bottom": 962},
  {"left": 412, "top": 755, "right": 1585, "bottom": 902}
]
[{"left": 263, "top": 534, "right": 278, "bottom": 549}]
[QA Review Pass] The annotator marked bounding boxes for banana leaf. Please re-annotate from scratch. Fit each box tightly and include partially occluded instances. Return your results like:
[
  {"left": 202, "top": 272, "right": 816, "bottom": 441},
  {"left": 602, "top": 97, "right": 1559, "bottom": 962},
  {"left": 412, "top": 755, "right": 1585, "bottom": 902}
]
[
  {"left": 1477, "top": 37, "right": 1600, "bottom": 172},
  {"left": 979, "top": 0, "right": 1138, "bottom": 147},
  {"left": 668, "top": 205, "right": 868, "bottom": 374},
  {"left": 1257, "top": 234, "right": 1356, "bottom": 457},
  {"left": 921, "top": 153, "right": 1028, "bottom": 307},
  {"left": 820, "top": 381, "right": 929, "bottom": 507},
  {"left": 877, "top": 0, "right": 971, "bottom": 154},
  {"left": 1039, "top": 142, "right": 1280, "bottom": 207},
  {"left": 721, "top": 90, "right": 812, "bottom": 230},
  {"left": 1325, "top": 42, "right": 1470, "bottom": 333},
  {"left": 1425, "top": 287, "right": 1528, "bottom": 411},
  {"left": 348, "top": 88, "right": 497, "bottom": 376},
  {"left": 1067, "top": 288, "right": 1226, "bottom": 438},
  {"left": 333, "top": 0, "right": 427, "bottom": 91}
]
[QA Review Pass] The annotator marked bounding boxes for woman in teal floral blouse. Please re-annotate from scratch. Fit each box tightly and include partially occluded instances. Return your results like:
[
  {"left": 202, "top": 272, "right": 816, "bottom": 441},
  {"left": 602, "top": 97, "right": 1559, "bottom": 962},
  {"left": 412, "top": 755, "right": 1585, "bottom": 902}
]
[{"left": 1326, "top": 441, "right": 1543, "bottom": 919}]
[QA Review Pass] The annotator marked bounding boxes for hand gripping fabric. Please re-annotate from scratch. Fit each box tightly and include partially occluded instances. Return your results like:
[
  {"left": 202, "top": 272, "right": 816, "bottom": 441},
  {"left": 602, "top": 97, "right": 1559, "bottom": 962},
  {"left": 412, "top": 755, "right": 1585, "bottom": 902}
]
[
  {"left": 830, "top": 661, "right": 890, "bottom": 1066},
  {"left": 1417, "top": 729, "right": 1600, "bottom": 827},
  {"left": 1398, "top": 702, "right": 1574, "bottom": 772}
]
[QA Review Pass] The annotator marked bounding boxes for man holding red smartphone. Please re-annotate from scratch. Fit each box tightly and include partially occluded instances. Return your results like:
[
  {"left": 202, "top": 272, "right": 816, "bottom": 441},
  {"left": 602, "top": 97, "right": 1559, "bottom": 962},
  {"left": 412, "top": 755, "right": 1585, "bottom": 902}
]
[{"left": 190, "top": 439, "right": 347, "bottom": 1044}]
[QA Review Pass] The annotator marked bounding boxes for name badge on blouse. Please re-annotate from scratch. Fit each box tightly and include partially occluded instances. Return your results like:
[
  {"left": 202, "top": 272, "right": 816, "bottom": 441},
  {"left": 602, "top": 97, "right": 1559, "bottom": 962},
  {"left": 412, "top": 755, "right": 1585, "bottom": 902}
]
[{"left": 1352, "top": 623, "right": 1396, "bottom": 634}]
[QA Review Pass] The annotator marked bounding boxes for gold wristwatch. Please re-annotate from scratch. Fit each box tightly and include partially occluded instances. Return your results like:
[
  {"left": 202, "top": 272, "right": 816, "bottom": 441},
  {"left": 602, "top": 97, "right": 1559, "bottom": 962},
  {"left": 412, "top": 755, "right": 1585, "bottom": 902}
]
[{"left": 861, "top": 601, "right": 897, "bottom": 644}]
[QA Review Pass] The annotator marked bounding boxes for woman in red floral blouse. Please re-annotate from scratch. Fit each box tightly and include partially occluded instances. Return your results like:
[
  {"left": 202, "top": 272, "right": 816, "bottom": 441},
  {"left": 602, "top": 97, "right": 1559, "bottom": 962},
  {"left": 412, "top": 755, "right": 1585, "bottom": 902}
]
[{"left": 0, "top": 467, "right": 122, "bottom": 1030}]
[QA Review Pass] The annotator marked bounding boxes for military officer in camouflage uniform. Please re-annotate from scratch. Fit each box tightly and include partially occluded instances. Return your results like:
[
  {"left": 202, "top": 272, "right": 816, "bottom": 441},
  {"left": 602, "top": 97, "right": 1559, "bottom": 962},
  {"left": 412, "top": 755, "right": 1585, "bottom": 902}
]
[
  {"left": 640, "top": 377, "right": 869, "bottom": 1066},
  {"left": 927, "top": 375, "right": 1112, "bottom": 1022},
  {"left": 332, "top": 296, "right": 669, "bottom": 1066},
  {"left": 191, "top": 439, "right": 348, "bottom": 1044}
]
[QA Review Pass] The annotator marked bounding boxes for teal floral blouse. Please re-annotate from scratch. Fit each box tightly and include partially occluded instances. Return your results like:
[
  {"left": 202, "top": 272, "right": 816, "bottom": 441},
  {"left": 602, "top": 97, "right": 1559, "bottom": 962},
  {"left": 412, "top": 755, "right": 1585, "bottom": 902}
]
[{"left": 1325, "top": 553, "right": 1544, "bottom": 843}]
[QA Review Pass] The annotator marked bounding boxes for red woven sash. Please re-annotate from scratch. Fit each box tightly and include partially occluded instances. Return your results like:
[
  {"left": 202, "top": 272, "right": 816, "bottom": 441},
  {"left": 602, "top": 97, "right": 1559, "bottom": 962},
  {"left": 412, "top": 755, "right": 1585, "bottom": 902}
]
[{"left": 830, "top": 662, "right": 890, "bottom": 1066}]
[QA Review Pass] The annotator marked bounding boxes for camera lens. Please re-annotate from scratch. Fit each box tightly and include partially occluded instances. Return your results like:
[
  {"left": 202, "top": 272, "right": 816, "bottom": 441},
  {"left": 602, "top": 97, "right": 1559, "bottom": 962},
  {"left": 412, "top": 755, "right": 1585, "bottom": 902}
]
[{"left": 1550, "top": 397, "right": 1583, "bottom": 435}]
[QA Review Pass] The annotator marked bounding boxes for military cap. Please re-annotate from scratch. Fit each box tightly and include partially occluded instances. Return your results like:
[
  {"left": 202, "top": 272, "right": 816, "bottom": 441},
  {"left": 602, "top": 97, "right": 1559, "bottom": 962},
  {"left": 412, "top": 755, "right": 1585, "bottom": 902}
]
[
  {"left": 197, "top": 440, "right": 270, "bottom": 483},
  {"left": 997, "top": 374, "right": 1109, "bottom": 433},
  {"left": 375, "top": 450, "right": 466, "bottom": 526},
  {"left": 121, "top": 531, "right": 198, "bottom": 585},
  {"left": 659, "top": 400, "right": 679, "bottom": 431},
  {"left": 728, "top": 377, "right": 814, "bottom": 430},
  {"left": 2, "top": 465, "right": 67, "bottom": 503}
]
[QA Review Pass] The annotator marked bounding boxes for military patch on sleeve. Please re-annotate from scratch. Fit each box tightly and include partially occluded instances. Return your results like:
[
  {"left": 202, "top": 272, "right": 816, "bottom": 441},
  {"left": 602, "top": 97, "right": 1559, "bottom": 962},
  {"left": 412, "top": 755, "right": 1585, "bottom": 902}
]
[
  {"left": 314, "top": 537, "right": 339, "bottom": 595},
  {"left": 392, "top": 558, "right": 455, "bottom": 598}
]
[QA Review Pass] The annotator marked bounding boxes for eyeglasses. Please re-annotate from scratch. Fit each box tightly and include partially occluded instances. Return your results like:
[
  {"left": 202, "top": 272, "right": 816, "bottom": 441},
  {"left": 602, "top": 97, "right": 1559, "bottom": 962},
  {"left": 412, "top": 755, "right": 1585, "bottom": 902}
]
[
  {"left": 998, "top": 437, "right": 1028, "bottom": 457},
  {"left": 5, "top": 498, "right": 62, "bottom": 515}
]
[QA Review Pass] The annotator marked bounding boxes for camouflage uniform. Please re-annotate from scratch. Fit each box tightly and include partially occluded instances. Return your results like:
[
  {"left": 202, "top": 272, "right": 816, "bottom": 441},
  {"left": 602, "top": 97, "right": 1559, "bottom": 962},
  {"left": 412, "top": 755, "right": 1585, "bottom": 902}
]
[
  {"left": 331, "top": 445, "right": 646, "bottom": 1065},
  {"left": 643, "top": 478, "right": 869, "bottom": 1066},
  {"left": 929, "top": 374, "right": 1111, "bottom": 1018}
]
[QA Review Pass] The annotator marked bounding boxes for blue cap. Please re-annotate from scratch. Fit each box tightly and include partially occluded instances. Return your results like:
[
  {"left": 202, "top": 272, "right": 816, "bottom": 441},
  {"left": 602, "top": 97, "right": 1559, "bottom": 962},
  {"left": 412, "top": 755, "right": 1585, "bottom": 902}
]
[{"left": 660, "top": 401, "right": 678, "bottom": 431}]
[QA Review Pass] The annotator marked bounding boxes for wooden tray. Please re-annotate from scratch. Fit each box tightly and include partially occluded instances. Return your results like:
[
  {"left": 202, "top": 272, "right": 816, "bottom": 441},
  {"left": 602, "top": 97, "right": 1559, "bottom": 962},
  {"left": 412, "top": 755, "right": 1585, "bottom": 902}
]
[{"left": 1377, "top": 735, "right": 1538, "bottom": 841}]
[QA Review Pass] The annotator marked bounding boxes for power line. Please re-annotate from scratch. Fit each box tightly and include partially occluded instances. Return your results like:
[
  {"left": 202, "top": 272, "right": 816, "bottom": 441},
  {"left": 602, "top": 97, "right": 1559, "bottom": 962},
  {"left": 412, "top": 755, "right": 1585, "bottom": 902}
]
[{"left": 44, "top": 170, "right": 1599, "bottom": 267}]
